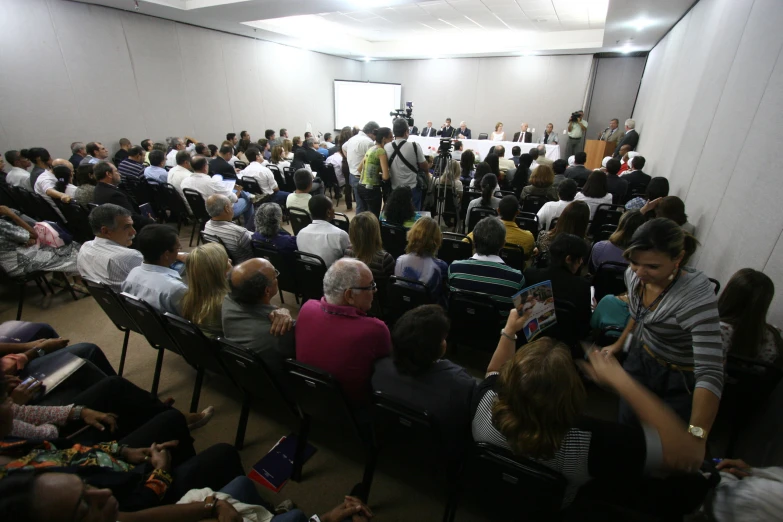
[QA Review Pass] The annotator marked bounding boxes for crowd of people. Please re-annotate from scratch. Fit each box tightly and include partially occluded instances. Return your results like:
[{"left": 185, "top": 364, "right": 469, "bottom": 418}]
[{"left": 0, "top": 115, "right": 782, "bottom": 520}]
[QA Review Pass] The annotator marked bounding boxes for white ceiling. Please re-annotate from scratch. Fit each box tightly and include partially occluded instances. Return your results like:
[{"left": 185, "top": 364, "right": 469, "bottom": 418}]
[{"left": 75, "top": 0, "right": 698, "bottom": 60}]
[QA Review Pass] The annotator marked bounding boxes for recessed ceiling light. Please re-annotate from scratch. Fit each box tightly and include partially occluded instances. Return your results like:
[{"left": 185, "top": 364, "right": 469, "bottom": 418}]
[
  {"left": 438, "top": 18, "right": 460, "bottom": 29},
  {"left": 634, "top": 17, "right": 653, "bottom": 31},
  {"left": 620, "top": 45, "right": 633, "bottom": 54},
  {"left": 464, "top": 16, "right": 484, "bottom": 29},
  {"left": 420, "top": 22, "right": 437, "bottom": 30}
]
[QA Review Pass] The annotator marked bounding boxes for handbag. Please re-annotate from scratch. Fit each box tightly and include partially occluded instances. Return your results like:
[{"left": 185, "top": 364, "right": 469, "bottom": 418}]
[{"left": 34, "top": 221, "right": 73, "bottom": 247}]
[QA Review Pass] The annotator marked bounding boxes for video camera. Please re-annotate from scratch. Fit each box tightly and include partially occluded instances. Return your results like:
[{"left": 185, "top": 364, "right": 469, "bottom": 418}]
[
  {"left": 390, "top": 101, "right": 414, "bottom": 126},
  {"left": 569, "top": 111, "right": 581, "bottom": 123},
  {"left": 438, "top": 138, "right": 453, "bottom": 155}
]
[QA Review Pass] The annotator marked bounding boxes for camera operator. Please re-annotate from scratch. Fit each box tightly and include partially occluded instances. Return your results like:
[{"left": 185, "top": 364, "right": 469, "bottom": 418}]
[
  {"left": 386, "top": 118, "right": 430, "bottom": 210},
  {"left": 565, "top": 109, "right": 588, "bottom": 157}
]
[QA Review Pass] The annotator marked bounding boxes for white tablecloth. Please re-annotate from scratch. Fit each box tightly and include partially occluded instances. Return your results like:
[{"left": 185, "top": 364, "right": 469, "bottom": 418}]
[{"left": 408, "top": 136, "right": 560, "bottom": 162}]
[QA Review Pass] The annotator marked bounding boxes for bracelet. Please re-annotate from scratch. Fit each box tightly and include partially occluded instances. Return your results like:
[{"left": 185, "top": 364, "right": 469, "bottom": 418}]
[
  {"left": 204, "top": 496, "right": 217, "bottom": 517},
  {"left": 500, "top": 329, "right": 517, "bottom": 341},
  {"left": 69, "top": 405, "right": 84, "bottom": 421}
]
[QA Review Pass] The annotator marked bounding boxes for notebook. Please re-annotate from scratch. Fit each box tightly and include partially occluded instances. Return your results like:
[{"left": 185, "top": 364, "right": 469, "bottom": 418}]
[{"left": 248, "top": 434, "right": 317, "bottom": 492}]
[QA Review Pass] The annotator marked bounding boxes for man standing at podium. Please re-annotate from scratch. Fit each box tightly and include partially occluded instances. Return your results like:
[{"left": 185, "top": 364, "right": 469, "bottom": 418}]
[
  {"left": 565, "top": 110, "right": 587, "bottom": 157},
  {"left": 613, "top": 119, "right": 639, "bottom": 157},
  {"left": 599, "top": 118, "right": 623, "bottom": 144}
]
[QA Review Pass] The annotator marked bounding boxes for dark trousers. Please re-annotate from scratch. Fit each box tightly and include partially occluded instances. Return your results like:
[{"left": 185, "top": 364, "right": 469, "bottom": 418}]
[
  {"left": 357, "top": 184, "right": 382, "bottom": 217},
  {"left": 0, "top": 321, "right": 58, "bottom": 343},
  {"left": 618, "top": 346, "right": 695, "bottom": 425},
  {"left": 343, "top": 181, "right": 353, "bottom": 209}
]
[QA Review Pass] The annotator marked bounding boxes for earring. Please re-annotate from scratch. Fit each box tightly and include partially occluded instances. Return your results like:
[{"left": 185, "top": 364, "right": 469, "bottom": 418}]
[{"left": 668, "top": 267, "right": 678, "bottom": 281}]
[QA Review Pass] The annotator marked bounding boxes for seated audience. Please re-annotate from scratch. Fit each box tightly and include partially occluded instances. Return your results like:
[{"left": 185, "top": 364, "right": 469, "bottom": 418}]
[
  {"left": 655, "top": 196, "right": 695, "bottom": 235},
  {"left": 73, "top": 163, "right": 96, "bottom": 206},
  {"left": 536, "top": 178, "right": 577, "bottom": 233},
  {"left": 372, "top": 305, "right": 476, "bottom": 455},
  {"left": 395, "top": 217, "right": 448, "bottom": 303},
  {"left": 121, "top": 224, "right": 187, "bottom": 315},
  {"left": 143, "top": 150, "right": 168, "bottom": 184},
  {"left": 167, "top": 150, "right": 192, "bottom": 198},
  {"left": 472, "top": 325, "right": 708, "bottom": 510},
  {"left": 210, "top": 144, "right": 239, "bottom": 179},
  {"left": 484, "top": 153, "right": 501, "bottom": 182},
  {"left": 113, "top": 138, "right": 131, "bottom": 164},
  {"left": 286, "top": 169, "right": 314, "bottom": 215},
  {"left": 525, "top": 233, "right": 592, "bottom": 340},
  {"left": 495, "top": 145, "right": 515, "bottom": 173},
  {"left": 92, "top": 162, "right": 152, "bottom": 231},
  {"left": 509, "top": 153, "right": 533, "bottom": 195},
  {"left": 27, "top": 147, "right": 51, "bottom": 187},
  {"left": 466, "top": 195, "right": 535, "bottom": 258},
  {"left": 117, "top": 146, "right": 145, "bottom": 179},
  {"left": 536, "top": 200, "right": 590, "bottom": 258},
  {"left": 617, "top": 146, "right": 634, "bottom": 174},
  {"left": 470, "top": 160, "right": 491, "bottom": 189},
  {"left": 204, "top": 194, "right": 253, "bottom": 263},
  {"left": 296, "top": 195, "right": 350, "bottom": 267},
  {"left": 165, "top": 137, "right": 189, "bottom": 168},
  {"left": 626, "top": 176, "right": 669, "bottom": 211},
  {"left": 718, "top": 268, "right": 781, "bottom": 365},
  {"left": 589, "top": 210, "right": 645, "bottom": 272},
  {"left": 623, "top": 155, "right": 651, "bottom": 198},
  {"left": 283, "top": 138, "right": 294, "bottom": 160},
  {"left": 33, "top": 152, "right": 71, "bottom": 218},
  {"left": 449, "top": 217, "right": 525, "bottom": 305},
  {"left": 77, "top": 204, "right": 142, "bottom": 292},
  {"left": 240, "top": 147, "right": 289, "bottom": 207},
  {"left": 68, "top": 142, "right": 86, "bottom": 169},
  {"left": 180, "top": 243, "right": 230, "bottom": 339},
  {"left": 551, "top": 157, "right": 567, "bottom": 188},
  {"left": 296, "top": 258, "right": 391, "bottom": 405},
  {"left": 345, "top": 212, "right": 394, "bottom": 279},
  {"left": 520, "top": 163, "right": 558, "bottom": 202},
  {"left": 222, "top": 258, "right": 295, "bottom": 380},
  {"left": 591, "top": 293, "right": 631, "bottom": 336},
  {"left": 466, "top": 173, "right": 500, "bottom": 228},
  {"left": 4, "top": 150, "right": 33, "bottom": 191},
  {"left": 252, "top": 202, "right": 297, "bottom": 258},
  {"left": 605, "top": 157, "right": 629, "bottom": 205},
  {"left": 433, "top": 160, "right": 464, "bottom": 201},
  {"left": 460, "top": 149, "right": 476, "bottom": 182},
  {"left": 290, "top": 148, "right": 312, "bottom": 174},
  {"left": 383, "top": 186, "right": 417, "bottom": 228},
  {"left": 182, "top": 156, "right": 255, "bottom": 230},
  {"left": 84, "top": 142, "right": 110, "bottom": 166},
  {"left": 564, "top": 151, "right": 591, "bottom": 186},
  {"left": 269, "top": 145, "right": 291, "bottom": 173},
  {"left": 574, "top": 170, "right": 613, "bottom": 219},
  {"left": 52, "top": 164, "right": 77, "bottom": 199}
]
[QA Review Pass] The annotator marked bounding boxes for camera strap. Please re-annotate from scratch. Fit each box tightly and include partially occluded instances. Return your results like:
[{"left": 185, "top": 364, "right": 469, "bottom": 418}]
[{"left": 389, "top": 140, "right": 421, "bottom": 174}]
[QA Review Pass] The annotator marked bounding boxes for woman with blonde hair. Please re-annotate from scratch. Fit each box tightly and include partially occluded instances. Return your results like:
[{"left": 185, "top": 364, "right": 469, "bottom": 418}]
[
  {"left": 491, "top": 122, "right": 505, "bottom": 141},
  {"left": 270, "top": 145, "right": 291, "bottom": 172},
  {"left": 394, "top": 217, "right": 448, "bottom": 303},
  {"left": 520, "top": 164, "right": 558, "bottom": 202},
  {"left": 345, "top": 212, "right": 394, "bottom": 279},
  {"left": 282, "top": 138, "right": 294, "bottom": 160},
  {"left": 180, "top": 243, "right": 231, "bottom": 338},
  {"left": 472, "top": 308, "right": 711, "bottom": 512}
]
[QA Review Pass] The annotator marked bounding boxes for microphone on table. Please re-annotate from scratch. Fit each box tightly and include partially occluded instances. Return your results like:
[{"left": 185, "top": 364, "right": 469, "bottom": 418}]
[{"left": 600, "top": 127, "right": 609, "bottom": 140}]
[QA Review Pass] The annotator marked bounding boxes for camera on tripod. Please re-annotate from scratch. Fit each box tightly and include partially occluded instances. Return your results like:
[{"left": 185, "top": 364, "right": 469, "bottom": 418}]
[
  {"left": 438, "top": 138, "right": 453, "bottom": 154},
  {"left": 390, "top": 101, "right": 414, "bottom": 126}
]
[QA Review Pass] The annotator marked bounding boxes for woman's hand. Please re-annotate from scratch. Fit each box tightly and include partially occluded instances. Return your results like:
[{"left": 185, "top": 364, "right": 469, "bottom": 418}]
[
  {"left": 149, "top": 442, "right": 173, "bottom": 472},
  {"left": 504, "top": 307, "right": 532, "bottom": 336},
  {"left": 600, "top": 341, "right": 623, "bottom": 358},
  {"left": 640, "top": 197, "right": 662, "bottom": 215},
  {"left": 587, "top": 349, "right": 629, "bottom": 390},
  {"left": 79, "top": 408, "right": 118, "bottom": 432},
  {"left": 11, "top": 378, "right": 43, "bottom": 405},
  {"left": 716, "top": 458, "right": 752, "bottom": 478},
  {"left": 35, "top": 337, "right": 70, "bottom": 354},
  {"left": 320, "top": 496, "right": 373, "bottom": 522},
  {"left": 215, "top": 499, "right": 243, "bottom": 522}
]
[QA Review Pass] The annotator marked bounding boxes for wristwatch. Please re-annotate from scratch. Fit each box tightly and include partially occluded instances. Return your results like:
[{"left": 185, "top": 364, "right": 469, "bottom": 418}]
[
  {"left": 687, "top": 425, "right": 706, "bottom": 439},
  {"left": 69, "top": 405, "right": 84, "bottom": 421},
  {"left": 35, "top": 347, "right": 46, "bottom": 359},
  {"left": 500, "top": 329, "right": 517, "bottom": 341}
]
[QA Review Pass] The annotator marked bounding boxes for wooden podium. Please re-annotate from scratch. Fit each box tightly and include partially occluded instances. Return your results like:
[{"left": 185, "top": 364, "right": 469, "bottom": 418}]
[{"left": 584, "top": 140, "right": 616, "bottom": 170}]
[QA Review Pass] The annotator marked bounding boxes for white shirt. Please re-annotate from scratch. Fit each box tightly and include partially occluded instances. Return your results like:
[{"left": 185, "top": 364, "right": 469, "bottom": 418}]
[
  {"left": 342, "top": 131, "right": 374, "bottom": 177},
  {"left": 296, "top": 220, "right": 350, "bottom": 268},
  {"left": 165, "top": 149, "right": 178, "bottom": 168},
  {"left": 325, "top": 154, "right": 345, "bottom": 186},
  {"left": 574, "top": 192, "right": 613, "bottom": 219},
  {"left": 239, "top": 162, "right": 277, "bottom": 196},
  {"left": 491, "top": 132, "right": 505, "bottom": 141},
  {"left": 181, "top": 173, "right": 238, "bottom": 203},
  {"left": 167, "top": 165, "right": 193, "bottom": 213},
  {"left": 6, "top": 167, "right": 32, "bottom": 191},
  {"left": 537, "top": 200, "right": 571, "bottom": 231},
  {"left": 33, "top": 170, "right": 66, "bottom": 220},
  {"left": 65, "top": 184, "right": 78, "bottom": 198},
  {"left": 472, "top": 253, "right": 505, "bottom": 264},
  {"left": 77, "top": 237, "right": 143, "bottom": 292}
]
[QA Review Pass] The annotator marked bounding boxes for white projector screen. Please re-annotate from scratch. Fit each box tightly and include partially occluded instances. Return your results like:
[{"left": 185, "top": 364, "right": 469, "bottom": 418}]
[{"left": 334, "top": 80, "right": 401, "bottom": 131}]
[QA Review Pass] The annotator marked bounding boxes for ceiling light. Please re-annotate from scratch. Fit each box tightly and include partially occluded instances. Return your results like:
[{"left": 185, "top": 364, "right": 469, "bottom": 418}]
[
  {"left": 464, "top": 16, "right": 484, "bottom": 29},
  {"left": 492, "top": 13, "right": 512, "bottom": 30},
  {"left": 634, "top": 17, "right": 653, "bottom": 31},
  {"left": 363, "top": 56, "right": 372, "bottom": 62},
  {"left": 620, "top": 44, "right": 633, "bottom": 54},
  {"left": 420, "top": 22, "right": 437, "bottom": 30},
  {"left": 438, "top": 18, "right": 459, "bottom": 29}
]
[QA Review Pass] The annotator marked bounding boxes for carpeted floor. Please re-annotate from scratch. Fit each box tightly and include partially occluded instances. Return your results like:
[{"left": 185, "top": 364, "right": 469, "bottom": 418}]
[{"left": 0, "top": 194, "right": 621, "bottom": 521}]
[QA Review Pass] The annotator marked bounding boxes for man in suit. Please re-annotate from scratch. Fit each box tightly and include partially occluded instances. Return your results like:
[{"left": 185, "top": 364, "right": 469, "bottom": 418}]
[
  {"left": 457, "top": 121, "right": 472, "bottom": 139},
  {"left": 437, "top": 118, "right": 456, "bottom": 138},
  {"left": 420, "top": 121, "right": 437, "bottom": 137},
  {"left": 622, "top": 155, "right": 651, "bottom": 198},
  {"left": 537, "top": 123, "right": 559, "bottom": 145},
  {"left": 303, "top": 138, "right": 326, "bottom": 194},
  {"left": 92, "top": 161, "right": 153, "bottom": 231},
  {"left": 210, "top": 145, "right": 238, "bottom": 179},
  {"left": 564, "top": 151, "right": 591, "bottom": 186},
  {"left": 408, "top": 124, "right": 419, "bottom": 136},
  {"left": 512, "top": 123, "right": 532, "bottom": 143},
  {"left": 599, "top": 118, "right": 624, "bottom": 144},
  {"left": 613, "top": 119, "right": 639, "bottom": 157},
  {"left": 226, "top": 133, "right": 239, "bottom": 155}
]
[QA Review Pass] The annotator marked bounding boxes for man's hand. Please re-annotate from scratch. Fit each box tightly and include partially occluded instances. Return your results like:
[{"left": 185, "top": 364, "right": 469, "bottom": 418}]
[
  {"left": 80, "top": 408, "right": 118, "bottom": 432},
  {"left": 320, "top": 496, "right": 373, "bottom": 522},
  {"left": 5, "top": 375, "right": 22, "bottom": 394},
  {"left": 268, "top": 308, "right": 293, "bottom": 336},
  {"left": 11, "top": 378, "right": 43, "bottom": 405},
  {"left": 36, "top": 337, "right": 70, "bottom": 354}
]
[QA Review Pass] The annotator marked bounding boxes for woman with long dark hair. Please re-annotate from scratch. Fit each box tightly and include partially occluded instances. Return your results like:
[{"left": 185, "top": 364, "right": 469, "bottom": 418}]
[
  {"left": 511, "top": 153, "right": 534, "bottom": 196},
  {"left": 470, "top": 161, "right": 492, "bottom": 190},
  {"left": 589, "top": 210, "right": 646, "bottom": 272},
  {"left": 383, "top": 186, "right": 416, "bottom": 228},
  {"left": 574, "top": 170, "right": 612, "bottom": 218},
  {"left": 465, "top": 173, "right": 499, "bottom": 227},
  {"left": 536, "top": 200, "right": 590, "bottom": 257},
  {"left": 459, "top": 149, "right": 475, "bottom": 183}
]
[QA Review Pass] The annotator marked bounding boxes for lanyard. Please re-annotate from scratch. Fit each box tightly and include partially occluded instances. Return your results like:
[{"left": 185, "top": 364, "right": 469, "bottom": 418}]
[{"left": 634, "top": 270, "right": 681, "bottom": 325}]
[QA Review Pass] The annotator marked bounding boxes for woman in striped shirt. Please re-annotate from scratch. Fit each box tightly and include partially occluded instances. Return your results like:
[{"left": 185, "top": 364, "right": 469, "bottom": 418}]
[{"left": 601, "top": 218, "right": 723, "bottom": 448}]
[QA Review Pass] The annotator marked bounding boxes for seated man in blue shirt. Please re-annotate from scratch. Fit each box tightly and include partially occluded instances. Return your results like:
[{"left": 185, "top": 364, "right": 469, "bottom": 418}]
[
  {"left": 143, "top": 149, "right": 169, "bottom": 184},
  {"left": 121, "top": 224, "right": 187, "bottom": 315}
]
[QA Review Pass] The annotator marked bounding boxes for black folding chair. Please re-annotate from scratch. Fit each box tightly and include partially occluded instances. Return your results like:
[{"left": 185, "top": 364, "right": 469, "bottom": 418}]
[
  {"left": 499, "top": 243, "right": 526, "bottom": 271},
  {"left": 31, "top": 192, "right": 64, "bottom": 224},
  {"left": 447, "top": 290, "right": 502, "bottom": 353},
  {"left": 284, "top": 359, "right": 375, "bottom": 490},
  {"left": 162, "top": 183, "right": 190, "bottom": 231},
  {"left": 10, "top": 187, "right": 39, "bottom": 219},
  {"left": 56, "top": 201, "right": 94, "bottom": 243},
  {"left": 439, "top": 233, "right": 473, "bottom": 265},
  {"left": 588, "top": 204, "right": 625, "bottom": 238},
  {"left": 520, "top": 194, "right": 547, "bottom": 214},
  {"left": 515, "top": 211, "right": 539, "bottom": 238},
  {"left": 215, "top": 338, "right": 299, "bottom": 449},
  {"left": 234, "top": 161, "right": 248, "bottom": 171},
  {"left": 467, "top": 207, "right": 496, "bottom": 234},
  {"left": 118, "top": 293, "right": 183, "bottom": 396},
  {"left": 183, "top": 189, "right": 210, "bottom": 247},
  {"left": 288, "top": 207, "right": 312, "bottom": 235},
  {"left": 332, "top": 212, "right": 350, "bottom": 234},
  {"left": 445, "top": 442, "right": 566, "bottom": 522},
  {"left": 708, "top": 277, "right": 721, "bottom": 295},
  {"left": 82, "top": 279, "right": 141, "bottom": 376},
  {"left": 162, "top": 313, "right": 229, "bottom": 413},
  {"left": 145, "top": 179, "right": 168, "bottom": 219},
  {"left": 592, "top": 261, "right": 628, "bottom": 302},
  {"left": 380, "top": 222, "right": 408, "bottom": 259},
  {"left": 592, "top": 223, "right": 617, "bottom": 243},
  {"left": 386, "top": 276, "right": 434, "bottom": 325},
  {"left": 320, "top": 164, "right": 341, "bottom": 202},
  {"left": 0, "top": 266, "right": 50, "bottom": 321},
  {"left": 0, "top": 183, "right": 22, "bottom": 208},
  {"left": 294, "top": 251, "right": 327, "bottom": 303},
  {"left": 283, "top": 167, "right": 296, "bottom": 192},
  {"left": 251, "top": 240, "right": 299, "bottom": 304},
  {"left": 238, "top": 177, "right": 262, "bottom": 197}
]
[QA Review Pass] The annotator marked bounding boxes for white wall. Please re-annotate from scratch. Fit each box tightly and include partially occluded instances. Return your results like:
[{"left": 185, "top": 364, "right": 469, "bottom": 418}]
[
  {"left": 0, "top": 0, "right": 362, "bottom": 158},
  {"left": 633, "top": 0, "right": 783, "bottom": 320},
  {"left": 363, "top": 55, "right": 593, "bottom": 150}
]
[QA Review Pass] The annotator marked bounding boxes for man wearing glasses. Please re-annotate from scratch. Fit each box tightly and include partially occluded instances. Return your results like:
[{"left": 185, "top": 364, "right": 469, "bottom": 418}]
[{"left": 296, "top": 258, "right": 391, "bottom": 406}]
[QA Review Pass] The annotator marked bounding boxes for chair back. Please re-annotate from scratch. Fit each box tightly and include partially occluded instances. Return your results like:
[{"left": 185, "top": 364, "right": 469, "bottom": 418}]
[
  {"left": 162, "top": 313, "right": 225, "bottom": 374},
  {"left": 499, "top": 243, "right": 526, "bottom": 271},
  {"left": 239, "top": 177, "right": 262, "bottom": 196},
  {"left": 546, "top": 298, "right": 579, "bottom": 353},
  {"left": 478, "top": 133, "right": 489, "bottom": 140},
  {"left": 10, "top": 187, "right": 38, "bottom": 218},
  {"left": 320, "top": 164, "right": 339, "bottom": 188},
  {"left": 234, "top": 161, "right": 248, "bottom": 171},
  {"left": 285, "top": 359, "right": 359, "bottom": 429},
  {"left": 183, "top": 189, "right": 210, "bottom": 223},
  {"left": 0, "top": 184, "right": 22, "bottom": 208},
  {"left": 82, "top": 279, "right": 140, "bottom": 334},
  {"left": 520, "top": 195, "right": 547, "bottom": 214},
  {"left": 31, "top": 192, "right": 63, "bottom": 224},
  {"left": 589, "top": 204, "right": 624, "bottom": 237},
  {"left": 56, "top": 201, "right": 94, "bottom": 243},
  {"left": 294, "top": 250, "right": 327, "bottom": 303},
  {"left": 447, "top": 290, "right": 502, "bottom": 352},
  {"left": 371, "top": 391, "right": 440, "bottom": 449},
  {"left": 282, "top": 167, "right": 296, "bottom": 192},
  {"left": 380, "top": 222, "right": 407, "bottom": 259},
  {"left": 252, "top": 240, "right": 298, "bottom": 296},
  {"left": 118, "top": 293, "right": 181, "bottom": 354},
  {"left": 145, "top": 179, "right": 168, "bottom": 217},
  {"left": 332, "top": 212, "right": 350, "bottom": 234},
  {"left": 288, "top": 207, "right": 312, "bottom": 235},
  {"left": 467, "top": 207, "right": 496, "bottom": 234},
  {"left": 515, "top": 212, "right": 539, "bottom": 238},
  {"left": 439, "top": 233, "right": 473, "bottom": 265},
  {"left": 267, "top": 165, "right": 286, "bottom": 192},
  {"left": 592, "top": 261, "right": 628, "bottom": 302},
  {"left": 386, "top": 276, "right": 434, "bottom": 324},
  {"left": 708, "top": 277, "right": 721, "bottom": 295},
  {"left": 120, "top": 175, "right": 150, "bottom": 206},
  {"left": 162, "top": 183, "right": 189, "bottom": 222},
  {"left": 592, "top": 223, "right": 617, "bottom": 244}
]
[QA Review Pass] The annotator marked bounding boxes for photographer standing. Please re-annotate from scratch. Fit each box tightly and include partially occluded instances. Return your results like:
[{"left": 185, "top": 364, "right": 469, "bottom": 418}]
[
  {"left": 386, "top": 118, "right": 430, "bottom": 210},
  {"left": 565, "top": 110, "right": 588, "bottom": 157}
]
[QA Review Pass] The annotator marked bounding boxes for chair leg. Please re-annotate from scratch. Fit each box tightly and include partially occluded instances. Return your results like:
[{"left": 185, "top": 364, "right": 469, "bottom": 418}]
[
  {"left": 190, "top": 367, "right": 204, "bottom": 413},
  {"left": 361, "top": 445, "right": 379, "bottom": 504},
  {"left": 291, "top": 414, "right": 311, "bottom": 482},
  {"left": 150, "top": 348, "right": 165, "bottom": 397},
  {"left": 61, "top": 275, "right": 79, "bottom": 301},
  {"left": 278, "top": 289, "right": 285, "bottom": 304},
  {"left": 42, "top": 276, "right": 55, "bottom": 295},
  {"left": 234, "top": 393, "right": 251, "bottom": 449},
  {"left": 189, "top": 222, "right": 197, "bottom": 247},
  {"left": 117, "top": 330, "right": 130, "bottom": 377},
  {"left": 16, "top": 283, "right": 26, "bottom": 321}
]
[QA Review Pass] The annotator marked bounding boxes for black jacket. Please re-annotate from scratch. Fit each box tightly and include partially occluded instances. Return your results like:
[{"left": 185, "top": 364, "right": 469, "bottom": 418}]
[
  {"left": 606, "top": 174, "right": 629, "bottom": 205},
  {"left": 613, "top": 129, "right": 639, "bottom": 157},
  {"left": 209, "top": 157, "right": 236, "bottom": 179},
  {"left": 512, "top": 131, "right": 532, "bottom": 143},
  {"left": 303, "top": 147, "right": 326, "bottom": 177},
  {"left": 94, "top": 182, "right": 136, "bottom": 213},
  {"left": 623, "top": 170, "right": 651, "bottom": 198},
  {"left": 420, "top": 127, "right": 437, "bottom": 137},
  {"left": 437, "top": 126, "right": 456, "bottom": 138},
  {"left": 564, "top": 165, "right": 591, "bottom": 185},
  {"left": 524, "top": 265, "right": 592, "bottom": 341}
]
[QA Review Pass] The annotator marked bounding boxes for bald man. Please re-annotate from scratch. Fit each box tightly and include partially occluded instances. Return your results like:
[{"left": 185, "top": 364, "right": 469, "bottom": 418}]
[
  {"left": 52, "top": 158, "right": 74, "bottom": 174},
  {"left": 204, "top": 194, "right": 253, "bottom": 263},
  {"left": 513, "top": 123, "right": 532, "bottom": 143},
  {"left": 222, "top": 258, "right": 295, "bottom": 380}
]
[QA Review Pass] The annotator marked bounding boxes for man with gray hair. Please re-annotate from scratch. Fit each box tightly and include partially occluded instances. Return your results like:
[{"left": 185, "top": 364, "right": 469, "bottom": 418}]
[
  {"left": 614, "top": 118, "right": 639, "bottom": 157},
  {"left": 69, "top": 142, "right": 86, "bottom": 168},
  {"left": 295, "top": 258, "right": 391, "bottom": 405},
  {"left": 204, "top": 194, "right": 253, "bottom": 263},
  {"left": 448, "top": 217, "right": 525, "bottom": 306},
  {"left": 385, "top": 117, "right": 429, "bottom": 210},
  {"left": 342, "top": 121, "right": 380, "bottom": 213},
  {"left": 166, "top": 137, "right": 185, "bottom": 167},
  {"left": 222, "top": 258, "right": 295, "bottom": 382},
  {"left": 77, "top": 204, "right": 143, "bottom": 292},
  {"left": 303, "top": 137, "right": 326, "bottom": 184}
]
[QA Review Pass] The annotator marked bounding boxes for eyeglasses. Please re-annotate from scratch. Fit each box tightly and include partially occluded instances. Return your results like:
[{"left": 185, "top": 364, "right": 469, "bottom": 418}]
[
  {"left": 351, "top": 280, "right": 377, "bottom": 292},
  {"left": 274, "top": 269, "right": 280, "bottom": 278}
]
